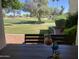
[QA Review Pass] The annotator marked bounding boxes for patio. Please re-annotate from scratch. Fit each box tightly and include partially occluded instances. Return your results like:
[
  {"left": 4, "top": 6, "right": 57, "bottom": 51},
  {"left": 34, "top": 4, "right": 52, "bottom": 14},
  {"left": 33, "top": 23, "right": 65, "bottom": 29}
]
[{"left": 0, "top": 44, "right": 78, "bottom": 59}]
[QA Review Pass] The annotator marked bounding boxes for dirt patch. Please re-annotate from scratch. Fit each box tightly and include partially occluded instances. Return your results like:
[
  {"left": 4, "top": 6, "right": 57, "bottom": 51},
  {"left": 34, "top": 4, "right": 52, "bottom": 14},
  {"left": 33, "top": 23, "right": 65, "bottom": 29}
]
[{"left": 5, "top": 34, "right": 24, "bottom": 44}]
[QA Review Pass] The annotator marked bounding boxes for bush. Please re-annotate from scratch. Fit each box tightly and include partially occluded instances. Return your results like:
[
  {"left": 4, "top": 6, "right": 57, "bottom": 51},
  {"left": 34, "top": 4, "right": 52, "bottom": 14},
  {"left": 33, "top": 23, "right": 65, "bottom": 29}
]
[
  {"left": 55, "top": 19, "right": 66, "bottom": 27},
  {"left": 64, "top": 12, "right": 78, "bottom": 35},
  {"left": 65, "top": 13, "right": 78, "bottom": 28},
  {"left": 64, "top": 25, "right": 77, "bottom": 35},
  {"left": 64, "top": 25, "right": 77, "bottom": 44}
]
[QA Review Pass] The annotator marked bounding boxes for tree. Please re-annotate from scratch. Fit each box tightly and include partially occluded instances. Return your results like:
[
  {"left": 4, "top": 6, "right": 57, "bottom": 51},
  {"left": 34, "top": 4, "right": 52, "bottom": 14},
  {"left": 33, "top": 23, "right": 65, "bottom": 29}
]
[
  {"left": 2, "top": 0, "right": 23, "bottom": 9},
  {"left": 2, "top": 0, "right": 23, "bottom": 16},
  {"left": 24, "top": 0, "right": 49, "bottom": 23}
]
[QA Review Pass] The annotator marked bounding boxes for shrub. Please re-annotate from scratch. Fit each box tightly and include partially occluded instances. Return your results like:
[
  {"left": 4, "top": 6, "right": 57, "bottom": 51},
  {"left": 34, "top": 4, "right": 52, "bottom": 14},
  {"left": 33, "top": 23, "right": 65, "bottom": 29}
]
[
  {"left": 55, "top": 19, "right": 66, "bottom": 27},
  {"left": 64, "top": 25, "right": 77, "bottom": 35},
  {"left": 65, "top": 13, "right": 78, "bottom": 28},
  {"left": 64, "top": 25, "right": 77, "bottom": 44},
  {"left": 64, "top": 12, "right": 78, "bottom": 35}
]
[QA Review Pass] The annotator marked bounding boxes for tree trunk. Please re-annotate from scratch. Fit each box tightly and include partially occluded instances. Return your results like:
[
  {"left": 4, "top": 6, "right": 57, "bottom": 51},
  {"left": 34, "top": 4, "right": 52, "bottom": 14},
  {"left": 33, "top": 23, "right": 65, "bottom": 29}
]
[
  {"left": 38, "top": 15, "right": 41, "bottom": 22},
  {"left": 37, "top": 12, "right": 41, "bottom": 23},
  {"left": 13, "top": 10, "right": 16, "bottom": 17}
]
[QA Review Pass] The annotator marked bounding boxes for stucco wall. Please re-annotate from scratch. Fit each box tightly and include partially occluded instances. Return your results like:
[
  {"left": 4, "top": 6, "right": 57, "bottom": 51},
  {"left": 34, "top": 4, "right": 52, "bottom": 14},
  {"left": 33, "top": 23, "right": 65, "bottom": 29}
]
[
  {"left": 0, "top": 0, "right": 6, "bottom": 49},
  {"left": 69, "top": 0, "right": 78, "bottom": 14}
]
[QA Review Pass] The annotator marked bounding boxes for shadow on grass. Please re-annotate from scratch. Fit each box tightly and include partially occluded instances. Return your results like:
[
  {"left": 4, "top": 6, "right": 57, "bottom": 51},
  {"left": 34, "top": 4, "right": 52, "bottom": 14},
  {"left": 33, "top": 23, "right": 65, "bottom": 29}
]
[
  {"left": 39, "top": 25, "right": 54, "bottom": 34},
  {"left": 4, "top": 23, "right": 13, "bottom": 26},
  {"left": 40, "top": 30, "right": 50, "bottom": 34},
  {"left": 13, "top": 21, "right": 45, "bottom": 24}
]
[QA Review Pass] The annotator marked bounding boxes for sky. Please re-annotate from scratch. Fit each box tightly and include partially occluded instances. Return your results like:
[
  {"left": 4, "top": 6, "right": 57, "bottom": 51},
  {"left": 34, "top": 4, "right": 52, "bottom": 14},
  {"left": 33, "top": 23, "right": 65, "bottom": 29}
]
[
  {"left": 48, "top": 0, "right": 69, "bottom": 12},
  {"left": 48, "top": 0, "right": 69, "bottom": 13},
  {"left": 20, "top": 0, "right": 69, "bottom": 12},
  {"left": 7, "top": 0, "right": 69, "bottom": 16}
]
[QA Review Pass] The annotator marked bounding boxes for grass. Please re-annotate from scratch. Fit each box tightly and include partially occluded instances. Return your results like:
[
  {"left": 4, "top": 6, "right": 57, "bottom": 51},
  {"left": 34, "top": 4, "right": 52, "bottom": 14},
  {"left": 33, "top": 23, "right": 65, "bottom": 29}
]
[
  {"left": 4, "top": 24, "right": 54, "bottom": 34},
  {"left": 4, "top": 15, "right": 66, "bottom": 34},
  {"left": 53, "top": 14, "right": 67, "bottom": 21},
  {"left": 56, "top": 14, "right": 67, "bottom": 19},
  {"left": 4, "top": 17, "right": 54, "bottom": 23},
  {"left": 4, "top": 17, "right": 55, "bottom": 34}
]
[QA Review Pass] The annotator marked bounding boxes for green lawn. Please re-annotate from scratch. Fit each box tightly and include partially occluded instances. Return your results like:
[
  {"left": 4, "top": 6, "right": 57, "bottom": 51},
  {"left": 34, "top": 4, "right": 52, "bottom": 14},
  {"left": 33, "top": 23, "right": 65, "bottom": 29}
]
[
  {"left": 4, "top": 15, "right": 66, "bottom": 34},
  {"left": 4, "top": 17, "right": 55, "bottom": 34}
]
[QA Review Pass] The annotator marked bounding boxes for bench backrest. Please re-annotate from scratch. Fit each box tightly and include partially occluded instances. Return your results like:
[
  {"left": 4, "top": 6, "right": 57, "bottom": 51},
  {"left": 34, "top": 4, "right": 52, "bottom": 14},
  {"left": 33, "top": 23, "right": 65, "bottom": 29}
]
[
  {"left": 24, "top": 34, "right": 44, "bottom": 43},
  {"left": 51, "top": 35, "right": 76, "bottom": 45},
  {"left": 24, "top": 34, "right": 76, "bottom": 45}
]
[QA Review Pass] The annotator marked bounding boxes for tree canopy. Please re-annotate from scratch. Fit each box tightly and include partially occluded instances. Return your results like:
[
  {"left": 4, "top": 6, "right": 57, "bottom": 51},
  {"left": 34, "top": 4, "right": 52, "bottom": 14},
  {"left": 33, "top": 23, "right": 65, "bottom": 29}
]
[
  {"left": 1, "top": 0, "right": 24, "bottom": 17},
  {"left": 2, "top": 0, "right": 23, "bottom": 10},
  {"left": 24, "top": 0, "right": 49, "bottom": 22},
  {"left": 23, "top": 0, "right": 64, "bottom": 22}
]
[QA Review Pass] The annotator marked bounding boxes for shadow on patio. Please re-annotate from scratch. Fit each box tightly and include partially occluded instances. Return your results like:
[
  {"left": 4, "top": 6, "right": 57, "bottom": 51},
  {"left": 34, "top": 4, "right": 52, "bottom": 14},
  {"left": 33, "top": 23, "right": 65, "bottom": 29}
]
[{"left": 0, "top": 44, "right": 78, "bottom": 59}]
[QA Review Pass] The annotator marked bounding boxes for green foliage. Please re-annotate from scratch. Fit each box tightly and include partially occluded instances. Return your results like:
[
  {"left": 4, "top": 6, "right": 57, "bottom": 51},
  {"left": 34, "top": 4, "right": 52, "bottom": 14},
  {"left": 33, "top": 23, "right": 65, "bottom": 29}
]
[
  {"left": 2, "top": 0, "right": 9, "bottom": 8},
  {"left": 23, "top": 14, "right": 30, "bottom": 17},
  {"left": 11, "top": 0, "right": 23, "bottom": 10},
  {"left": 2, "top": 0, "right": 23, "bottom": 9},
  {"left": 55, "top": 19, "right": 66, "bottom": 27},
  {"left": 25, "top": 0, "right": 49, "bottom": 22},
  {"left": 4, "top": 23, "right": 13, "bottom": 26},
  {"left": 55, "top": 14, "right": 67, "bottom": 20},
  {"left": 4, "top": 17, "right": 54, "bottom": 34},
  {"left": 64, "top": 12, "right": 78, "bottom": 36},
  {"left": 64, "top": 25, "right": 77, "bottom": 35},
  {"left": 65, "top": 13, "right": 78, "bottom": 28},
  {"left": 2, "top": 0, "right": 24, "bottom": 17}
]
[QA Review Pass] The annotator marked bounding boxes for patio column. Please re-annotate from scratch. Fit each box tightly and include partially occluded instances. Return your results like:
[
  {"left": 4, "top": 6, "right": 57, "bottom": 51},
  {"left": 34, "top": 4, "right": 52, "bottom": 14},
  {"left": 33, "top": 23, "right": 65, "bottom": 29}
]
[
  {"left": 76, "top": 32, "right": 78, "bottom": 45},
  {"left": 69, "top": 0, "right": 78, "bottom": 45},
  {"left": 0, "top": 0, "right": 6, "bottom": 49},
  {"left": 69, "top": 0, "right": 78, "bottom": 14}
]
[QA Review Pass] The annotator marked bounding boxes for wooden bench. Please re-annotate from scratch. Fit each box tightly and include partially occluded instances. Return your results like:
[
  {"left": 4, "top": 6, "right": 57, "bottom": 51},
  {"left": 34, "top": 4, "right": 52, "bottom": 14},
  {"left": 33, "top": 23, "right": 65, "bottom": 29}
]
[
  {"left": 24, "top": 34, "right": 76, "bottom": 45},
  {"left": 24, "top": 34, "right": 44, "bottom": 44},
  {"left": 51, "top": 35, "right": 76, "bottom": 45}
]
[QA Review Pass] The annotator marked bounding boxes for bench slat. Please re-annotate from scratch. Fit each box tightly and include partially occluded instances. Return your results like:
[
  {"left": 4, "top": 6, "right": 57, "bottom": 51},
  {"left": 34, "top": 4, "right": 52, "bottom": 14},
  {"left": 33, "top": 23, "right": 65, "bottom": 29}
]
[{"left": 24, "top": 34, "right": 44, "bottom": 44}]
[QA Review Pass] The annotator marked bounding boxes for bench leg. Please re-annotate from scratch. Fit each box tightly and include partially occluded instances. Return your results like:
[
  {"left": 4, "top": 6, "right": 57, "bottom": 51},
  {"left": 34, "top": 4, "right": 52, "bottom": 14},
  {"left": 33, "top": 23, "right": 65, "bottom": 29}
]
[{"left": 23, "top": 41, "right": 26, "bottom": 44}]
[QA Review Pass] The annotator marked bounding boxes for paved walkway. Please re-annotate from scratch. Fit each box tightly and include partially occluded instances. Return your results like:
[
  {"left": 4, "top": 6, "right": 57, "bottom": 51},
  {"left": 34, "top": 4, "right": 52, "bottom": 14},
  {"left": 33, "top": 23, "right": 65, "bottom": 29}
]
[{"left": 5, "top": 34, "right": 24, "bottom": 44}]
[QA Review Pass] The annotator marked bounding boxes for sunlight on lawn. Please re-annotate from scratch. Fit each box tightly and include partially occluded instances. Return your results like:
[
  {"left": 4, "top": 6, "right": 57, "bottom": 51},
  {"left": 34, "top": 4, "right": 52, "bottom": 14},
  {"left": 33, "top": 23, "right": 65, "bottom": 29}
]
[
  {"left": 4, "top": 17, "right": 55, "bottom": 34},
  {"left": 4, "top": 23, "right": 55, "bottom": 34}
]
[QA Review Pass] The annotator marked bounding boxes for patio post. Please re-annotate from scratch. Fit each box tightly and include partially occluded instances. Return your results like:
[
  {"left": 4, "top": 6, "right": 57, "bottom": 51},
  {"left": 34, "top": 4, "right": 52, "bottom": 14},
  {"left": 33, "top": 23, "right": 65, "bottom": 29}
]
[
  {"left": 69, "top": 0, "right": 78, "bottom": 14},
  {"left": 0, "top": 0, "right": 6, "bottom": 49},
  {"left": 69, "top": 0, "right": 78, "bottom": 45}
]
